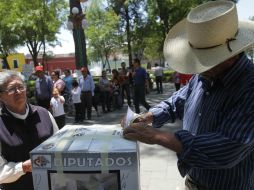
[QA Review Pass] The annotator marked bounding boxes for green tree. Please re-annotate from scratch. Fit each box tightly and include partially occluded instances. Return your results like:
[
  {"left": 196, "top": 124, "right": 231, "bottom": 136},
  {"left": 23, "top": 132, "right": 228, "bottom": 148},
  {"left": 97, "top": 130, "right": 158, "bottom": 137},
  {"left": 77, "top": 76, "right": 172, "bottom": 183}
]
[
  {"left": 8, "top": 0, "right": 67, "bottom": 67},
  {"left": 86, "top": 0, "right": 120, "bottom": 69},
  {"left": 108, "top": 0, "right": 145, "bottom": 67},
  {"left": 0, "top": 0, "right": 23, "bottom": 69}
]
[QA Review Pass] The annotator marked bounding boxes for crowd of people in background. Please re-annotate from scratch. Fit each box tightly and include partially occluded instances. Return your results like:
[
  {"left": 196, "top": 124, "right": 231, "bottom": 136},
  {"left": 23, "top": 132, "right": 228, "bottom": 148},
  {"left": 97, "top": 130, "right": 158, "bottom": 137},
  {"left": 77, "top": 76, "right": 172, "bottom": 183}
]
[
  {"left": 32, "top": 58, "right": 158, "bottom": 127},
  {"left": 32, "top": 59, "right": 194, "bottom": 128}
]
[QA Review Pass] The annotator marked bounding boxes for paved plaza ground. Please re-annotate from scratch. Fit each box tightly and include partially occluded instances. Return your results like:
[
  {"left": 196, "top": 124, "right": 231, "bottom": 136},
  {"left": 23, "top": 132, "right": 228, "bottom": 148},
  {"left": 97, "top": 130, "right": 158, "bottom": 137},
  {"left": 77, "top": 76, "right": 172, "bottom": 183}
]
[{"left": 66, "top": 83, "right": 185, "bottom": 190}]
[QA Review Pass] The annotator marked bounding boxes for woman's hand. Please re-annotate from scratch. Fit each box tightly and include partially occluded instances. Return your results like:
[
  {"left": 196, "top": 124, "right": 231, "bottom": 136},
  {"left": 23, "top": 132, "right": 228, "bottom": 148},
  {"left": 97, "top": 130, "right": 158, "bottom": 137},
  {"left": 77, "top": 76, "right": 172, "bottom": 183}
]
[{"left": 22, "top": 159, "right": 32, "bottom": 173}]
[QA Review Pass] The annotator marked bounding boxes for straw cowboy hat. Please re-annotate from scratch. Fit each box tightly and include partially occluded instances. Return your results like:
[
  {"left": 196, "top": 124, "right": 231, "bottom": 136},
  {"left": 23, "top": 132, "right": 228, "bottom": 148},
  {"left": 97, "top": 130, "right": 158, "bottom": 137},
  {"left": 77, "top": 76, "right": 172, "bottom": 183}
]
[{"left": 164, "top": 1, "right": 254, "bottom": 74}]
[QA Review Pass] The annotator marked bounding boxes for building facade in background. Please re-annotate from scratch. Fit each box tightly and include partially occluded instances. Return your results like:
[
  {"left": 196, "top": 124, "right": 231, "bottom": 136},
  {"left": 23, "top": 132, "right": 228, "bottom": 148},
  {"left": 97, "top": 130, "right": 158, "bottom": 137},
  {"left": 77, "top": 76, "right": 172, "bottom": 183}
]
[{"left": 0, "top": 53, "right": 26, "bottom": 72}]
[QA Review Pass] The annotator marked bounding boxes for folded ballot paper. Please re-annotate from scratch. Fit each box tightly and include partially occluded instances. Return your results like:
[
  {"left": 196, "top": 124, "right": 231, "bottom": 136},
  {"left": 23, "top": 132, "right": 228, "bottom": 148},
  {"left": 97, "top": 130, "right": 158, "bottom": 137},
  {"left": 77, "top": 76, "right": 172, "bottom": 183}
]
[{"left": 124, "top": 106, "right": 141, "bottom": 128}]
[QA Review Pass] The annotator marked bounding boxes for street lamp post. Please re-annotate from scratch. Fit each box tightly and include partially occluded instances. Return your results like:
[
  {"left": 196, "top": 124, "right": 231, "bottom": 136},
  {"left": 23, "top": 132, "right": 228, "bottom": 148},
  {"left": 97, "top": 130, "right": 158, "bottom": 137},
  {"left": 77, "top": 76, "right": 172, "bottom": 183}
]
[{"left": 67, "top": 0, "right": 88, "bottom": 69}]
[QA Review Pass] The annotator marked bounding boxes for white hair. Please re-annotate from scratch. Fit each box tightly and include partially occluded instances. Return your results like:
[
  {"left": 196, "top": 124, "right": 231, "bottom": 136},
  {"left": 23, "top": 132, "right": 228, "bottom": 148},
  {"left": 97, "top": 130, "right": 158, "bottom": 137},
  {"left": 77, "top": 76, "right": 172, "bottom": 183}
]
[{"left": 0, "top": 70, "right": 25, "bottom": 92}]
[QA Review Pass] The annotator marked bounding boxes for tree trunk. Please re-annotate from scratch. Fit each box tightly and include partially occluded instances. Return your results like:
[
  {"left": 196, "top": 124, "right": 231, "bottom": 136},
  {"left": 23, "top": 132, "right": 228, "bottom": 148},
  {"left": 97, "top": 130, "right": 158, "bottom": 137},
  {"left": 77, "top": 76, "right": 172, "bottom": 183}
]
[
  {"left": 69, "top": 0, "right": 88, "bottom": 69},
  {"left": 125, "top": 6, "right": 132, "bottom": 68},
  {"left": 32, "top": 50, "right": 39, "bottom": 67}
]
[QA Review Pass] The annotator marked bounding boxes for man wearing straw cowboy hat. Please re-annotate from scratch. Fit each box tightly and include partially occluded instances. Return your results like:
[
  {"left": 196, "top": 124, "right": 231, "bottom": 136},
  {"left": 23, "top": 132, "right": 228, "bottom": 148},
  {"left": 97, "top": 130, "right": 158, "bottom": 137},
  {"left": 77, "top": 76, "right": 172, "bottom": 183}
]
[{"left": 122, "top": 1, "right": 254, "bottom": 189}]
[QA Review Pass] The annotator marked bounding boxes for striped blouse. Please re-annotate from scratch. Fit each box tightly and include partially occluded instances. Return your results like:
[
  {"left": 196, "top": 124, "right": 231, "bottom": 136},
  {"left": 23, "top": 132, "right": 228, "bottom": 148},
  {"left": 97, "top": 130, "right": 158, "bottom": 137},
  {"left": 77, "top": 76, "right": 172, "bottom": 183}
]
[{"left": 150, "top": 54, "right": 254, "bottom": 190}]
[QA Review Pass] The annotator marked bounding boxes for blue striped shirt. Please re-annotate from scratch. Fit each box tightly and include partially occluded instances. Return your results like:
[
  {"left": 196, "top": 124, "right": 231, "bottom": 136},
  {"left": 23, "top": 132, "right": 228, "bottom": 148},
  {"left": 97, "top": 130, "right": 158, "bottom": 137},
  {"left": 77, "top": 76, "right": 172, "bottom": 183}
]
[
  {"left": 78, "top": 74, "right": 95, "bottom": 96},
  {"left": 150, "top": 54, "right": 254, "bottom": 190}
]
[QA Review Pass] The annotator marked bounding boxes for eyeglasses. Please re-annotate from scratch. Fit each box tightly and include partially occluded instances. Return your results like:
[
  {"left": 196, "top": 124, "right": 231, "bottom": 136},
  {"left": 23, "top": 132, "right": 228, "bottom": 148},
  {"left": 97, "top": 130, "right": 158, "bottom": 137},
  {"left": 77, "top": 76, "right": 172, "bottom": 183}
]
[{"left": 2, "top": 85, "right": 26, "bottom": 95}]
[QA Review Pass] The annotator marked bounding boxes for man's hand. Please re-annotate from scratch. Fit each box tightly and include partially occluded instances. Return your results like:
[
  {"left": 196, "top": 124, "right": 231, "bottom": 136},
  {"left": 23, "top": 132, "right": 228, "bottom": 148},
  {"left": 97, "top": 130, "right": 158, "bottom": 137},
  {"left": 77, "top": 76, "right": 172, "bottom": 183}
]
[
  {"left": 123, "top": 122, "right": 183, "bottom": 153},
  {"left": 22, "top": 159, "right": 32, "bottom": 173},
  {"left": 123, "top": 126, "right": 160, "bottom": 144},
  {"left": 120, "top": 112, "right": 153, "bottom": 128}
]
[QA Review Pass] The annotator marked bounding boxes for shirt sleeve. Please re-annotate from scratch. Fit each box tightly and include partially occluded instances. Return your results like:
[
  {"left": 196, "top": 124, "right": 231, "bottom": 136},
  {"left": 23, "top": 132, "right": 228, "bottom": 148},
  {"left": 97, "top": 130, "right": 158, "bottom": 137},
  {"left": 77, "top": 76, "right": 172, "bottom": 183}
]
[
  {"left": 59, "top": 96, "right": 65, "bottom": 104},
  {"left": 175, "top": 89, "right": 254, "bottom": 177},
  {"left": 90, "top": 76, "right": 95, "bottom": 96},
  {"left": 50, "top": 98, "right": 53, "bottom": 106},
  {"left": 149, "top": 85, "right": 189, "bottom": 128},
  {"left": 78, "top": 78, "right": 82, "bottom": 90},
  {"left": 0, "top": 156, "right": 25, "bottom": 184},
  {"left": 48, "top": 111, "right": 59, "bottom": 134},
  {"left": 48, "top": 77, "right": 53, "bottom": 94}
]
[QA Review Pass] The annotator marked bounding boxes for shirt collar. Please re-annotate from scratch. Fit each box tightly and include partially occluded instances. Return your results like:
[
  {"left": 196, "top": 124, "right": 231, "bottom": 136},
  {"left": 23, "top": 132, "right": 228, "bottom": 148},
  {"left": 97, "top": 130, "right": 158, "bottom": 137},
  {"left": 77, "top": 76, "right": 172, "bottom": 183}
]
[
  {"left": 0, "top": 104, "right": 38, "bottom": 135},
  {"left": 198, "top": 75, "right": 222, "bottom": 92},
  {"left": 0, "top": 103, "right": 37, "bottom": 118},
  {"left": 6, "top": 104, "right": 29, "bottom": 120},
  {"left": 220, "top": 54, "right": 249, "bottom": 88},
  {"left": 198, "top": 54, "right": 249, "bottom": 91}
]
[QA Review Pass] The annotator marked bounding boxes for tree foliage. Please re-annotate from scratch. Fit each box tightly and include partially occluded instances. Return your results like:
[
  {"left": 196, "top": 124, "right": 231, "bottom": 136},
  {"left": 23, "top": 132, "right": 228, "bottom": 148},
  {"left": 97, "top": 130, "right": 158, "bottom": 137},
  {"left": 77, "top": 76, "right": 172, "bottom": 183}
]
[
  {"left": 108, "top": 0, "right": 146, "bottom": 66},
  {"left": 86, "top": 0, "right": 120, "bottom": 69},
  {"left": 5, "top": 0, "right": 67, "bottom": 67},
  {"left": 0, "top": 0, "right": 23, "bottom": 69}
]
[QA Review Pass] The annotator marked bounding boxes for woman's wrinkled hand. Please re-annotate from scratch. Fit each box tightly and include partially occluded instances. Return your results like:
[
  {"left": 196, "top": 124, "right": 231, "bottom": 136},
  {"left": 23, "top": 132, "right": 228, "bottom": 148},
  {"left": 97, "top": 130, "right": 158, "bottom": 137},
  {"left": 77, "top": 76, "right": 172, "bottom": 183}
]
[{"left": 22, "top": 159, "right": 32, "bottom": 173}]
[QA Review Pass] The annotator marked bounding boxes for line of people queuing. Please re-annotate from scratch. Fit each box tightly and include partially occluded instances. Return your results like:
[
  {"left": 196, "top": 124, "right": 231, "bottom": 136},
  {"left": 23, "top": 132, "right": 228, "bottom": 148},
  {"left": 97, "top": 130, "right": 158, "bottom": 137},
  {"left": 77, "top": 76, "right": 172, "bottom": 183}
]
[{"left": 34, "top": 58, "right": 152, "bottom": 128}]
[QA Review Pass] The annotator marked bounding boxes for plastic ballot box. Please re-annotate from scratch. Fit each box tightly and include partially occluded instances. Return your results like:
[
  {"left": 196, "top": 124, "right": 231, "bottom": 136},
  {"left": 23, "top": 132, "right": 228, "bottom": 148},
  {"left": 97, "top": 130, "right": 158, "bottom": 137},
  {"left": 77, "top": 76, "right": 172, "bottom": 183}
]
[{"left": 30, "top": 124, "right": 140, "bottom": 190}]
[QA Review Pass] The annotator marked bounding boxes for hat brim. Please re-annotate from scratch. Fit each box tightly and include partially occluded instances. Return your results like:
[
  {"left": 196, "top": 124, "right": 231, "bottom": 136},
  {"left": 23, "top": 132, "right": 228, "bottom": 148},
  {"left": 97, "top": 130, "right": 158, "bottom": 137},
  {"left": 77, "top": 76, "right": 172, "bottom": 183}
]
[{"left": 164, "top": 19, "right": 254, "bottom": 74}]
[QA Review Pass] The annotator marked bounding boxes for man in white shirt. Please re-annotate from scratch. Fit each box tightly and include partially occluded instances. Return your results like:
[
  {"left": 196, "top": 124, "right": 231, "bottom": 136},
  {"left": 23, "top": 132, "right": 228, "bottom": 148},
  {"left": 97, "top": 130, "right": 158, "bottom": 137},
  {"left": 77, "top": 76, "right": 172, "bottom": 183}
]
[{"left": 153, "top": 63, "right": 164, "bottom": 94}]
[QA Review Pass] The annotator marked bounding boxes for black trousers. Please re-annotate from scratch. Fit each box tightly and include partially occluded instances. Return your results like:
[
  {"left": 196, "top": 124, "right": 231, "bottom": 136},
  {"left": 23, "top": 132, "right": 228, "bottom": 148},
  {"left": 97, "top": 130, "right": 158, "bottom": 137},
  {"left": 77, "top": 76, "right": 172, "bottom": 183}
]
[
  {"left": 81, "top": 91, "right": 92, "bottom": 119},
  {"left": 100, "top": 91, "right": 111, "bottom": 112},
  {"left": 133, "top": 85, "right": 150, "bottom": 114},
  {"left": 121, "top": 83, "right": 132, "bottom": 105},
  {"left": 54, "top": 114, "right": 66, "bottom": 129},
  {"left": 175, "top": 83, "right": 181, "bottom": 91},
  {"left": 74, "top": 103, "right": 82, "bottom": 122},
  {"left": 155, "top": 76, "right": 163, "bottom": 93}
]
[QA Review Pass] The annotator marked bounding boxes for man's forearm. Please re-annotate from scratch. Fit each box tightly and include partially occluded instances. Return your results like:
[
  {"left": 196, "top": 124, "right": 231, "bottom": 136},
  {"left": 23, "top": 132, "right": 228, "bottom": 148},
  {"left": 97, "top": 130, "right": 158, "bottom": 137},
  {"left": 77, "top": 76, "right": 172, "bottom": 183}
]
[{"left": 155, "top": 131, "right": 183, "bottom": 154}]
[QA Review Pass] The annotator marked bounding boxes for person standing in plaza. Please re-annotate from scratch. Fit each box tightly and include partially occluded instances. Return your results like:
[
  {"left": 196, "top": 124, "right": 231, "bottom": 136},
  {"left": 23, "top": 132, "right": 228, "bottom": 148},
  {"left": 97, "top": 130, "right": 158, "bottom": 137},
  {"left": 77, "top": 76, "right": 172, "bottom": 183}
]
[
  {"left": 50, "top": 88, "right": 65, "bottom": 129},
  {"left": 173, "top": 71, "right": 181, "bottom": 91},
  {"left": 34, "top": 65, "right": 53, "bottom": 109},
  {"left": 132, "top": 58, "right": 151, "bottom": 114},
  {"left": 0, "top": 70, "right": 58, "bottom": 190},
  {"left": 119, "top": 62, "right": 132, "bottom": 106},
  {"left": 111, "top": 69, "right": 123, "bottom": 110},
  {"left": 153, "top": 63, "right": 164, "bottom": 94},
  {"left": 71, "top": 80, "right": 82, "bottom": 123},
  {"left": 123, "top": 1, "right": 254, "bottom": 189},
  {"left": 98, "top": 70, "right": 111, "bottom": 113},
  {"left": 63, "top": 69, "right": 74, "bottom": 115},
  {"left": 78, "top": 67, "right": 95, "bottom": 120}
]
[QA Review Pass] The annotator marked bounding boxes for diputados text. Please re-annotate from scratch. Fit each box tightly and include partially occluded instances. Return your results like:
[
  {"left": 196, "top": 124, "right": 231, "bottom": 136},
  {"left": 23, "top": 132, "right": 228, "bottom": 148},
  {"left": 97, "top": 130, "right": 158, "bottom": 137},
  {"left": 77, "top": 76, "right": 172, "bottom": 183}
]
[{"left": 53, "top": 157, "right": 132, "bottom": 167}]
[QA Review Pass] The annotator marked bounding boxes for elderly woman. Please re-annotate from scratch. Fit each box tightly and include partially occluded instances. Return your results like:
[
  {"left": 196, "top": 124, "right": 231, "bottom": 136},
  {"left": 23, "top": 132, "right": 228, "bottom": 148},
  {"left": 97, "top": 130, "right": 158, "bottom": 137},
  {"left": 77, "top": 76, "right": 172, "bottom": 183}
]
[{"left": 0, "top": 70, "right": 58, "bottom": 190}]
